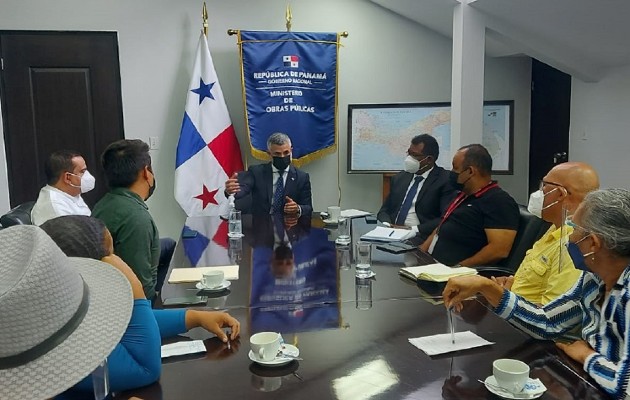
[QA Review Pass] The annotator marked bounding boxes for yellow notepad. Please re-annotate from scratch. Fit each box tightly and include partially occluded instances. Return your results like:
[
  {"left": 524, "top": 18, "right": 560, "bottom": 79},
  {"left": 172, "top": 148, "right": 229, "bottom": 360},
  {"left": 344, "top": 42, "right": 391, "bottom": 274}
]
[
  {"left": 399, "top": 263, "right": 477, "bottom": 282},
  {"left": 167, "top": 265, "right": 239, "bottom": 283}
]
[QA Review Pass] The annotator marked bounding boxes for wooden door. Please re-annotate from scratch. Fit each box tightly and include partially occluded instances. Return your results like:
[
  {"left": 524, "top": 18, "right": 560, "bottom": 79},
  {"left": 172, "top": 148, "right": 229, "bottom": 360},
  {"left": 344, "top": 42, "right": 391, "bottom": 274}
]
[{"left": 0, "top": 31, "right": 124, "bottom": 207}]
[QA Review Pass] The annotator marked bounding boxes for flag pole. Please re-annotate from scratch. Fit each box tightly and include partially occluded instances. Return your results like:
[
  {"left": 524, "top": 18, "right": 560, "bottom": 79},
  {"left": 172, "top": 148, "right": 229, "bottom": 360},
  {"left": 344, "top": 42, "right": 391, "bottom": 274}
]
[
  {"left": 286, "top": 3, "right": 292, "bottom": 32},
  {"left": 202, "top": 2, "right": 208, "bottom": 37}
]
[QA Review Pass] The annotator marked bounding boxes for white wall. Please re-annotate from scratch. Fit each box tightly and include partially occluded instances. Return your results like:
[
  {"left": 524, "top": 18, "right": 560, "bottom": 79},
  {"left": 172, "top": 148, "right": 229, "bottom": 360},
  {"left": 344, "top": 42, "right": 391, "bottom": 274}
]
[
  {"left": 570, "top": 64, "right": 630, "bottom": 189},
  {"left": 0, "top": 0, "right": 531, "bottom": 236}
]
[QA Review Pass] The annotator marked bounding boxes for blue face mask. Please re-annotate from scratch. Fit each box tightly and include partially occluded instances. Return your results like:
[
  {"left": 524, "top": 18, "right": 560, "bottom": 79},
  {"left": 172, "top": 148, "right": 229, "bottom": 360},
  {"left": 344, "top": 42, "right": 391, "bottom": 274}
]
[{"left": 565, "top": 236, "right": 594, "bottom": 272}]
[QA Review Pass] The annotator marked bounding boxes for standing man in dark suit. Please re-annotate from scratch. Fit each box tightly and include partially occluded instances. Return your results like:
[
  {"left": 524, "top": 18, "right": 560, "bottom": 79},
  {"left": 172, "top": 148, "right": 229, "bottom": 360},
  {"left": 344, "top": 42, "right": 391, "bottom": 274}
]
[
  {"left": 378, "top": 134, "right": 456, "bottom": 241},
  {"left": 225, "top": 132, "right": 312, "bottom": 216}
]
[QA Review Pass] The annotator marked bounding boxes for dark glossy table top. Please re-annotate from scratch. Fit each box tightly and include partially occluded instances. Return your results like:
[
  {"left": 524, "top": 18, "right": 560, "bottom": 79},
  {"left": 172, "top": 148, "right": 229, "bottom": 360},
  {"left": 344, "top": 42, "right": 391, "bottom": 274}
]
[{"left": 118, "top": 215, "right": 608, "bottom": 400}]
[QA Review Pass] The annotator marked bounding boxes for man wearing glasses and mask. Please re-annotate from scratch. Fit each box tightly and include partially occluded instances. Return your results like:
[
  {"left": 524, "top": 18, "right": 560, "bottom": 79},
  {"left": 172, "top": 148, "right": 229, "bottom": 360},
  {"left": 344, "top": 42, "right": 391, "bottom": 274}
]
[
  {"left": 494, "top": 162, "right": 599, "bottom": 305},
  {"left": 377, "top": 134, "right": 455, "bottom": 241}
]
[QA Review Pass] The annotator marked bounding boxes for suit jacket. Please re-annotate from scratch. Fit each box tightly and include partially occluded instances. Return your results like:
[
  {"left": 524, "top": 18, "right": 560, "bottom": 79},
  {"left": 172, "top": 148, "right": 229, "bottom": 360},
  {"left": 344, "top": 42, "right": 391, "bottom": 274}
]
[
  {"left": 234, "top": 163, "right": 313, "bottom": 216},
  {"left": 377, "top": 166, "right": 455, "bottom": 240}
]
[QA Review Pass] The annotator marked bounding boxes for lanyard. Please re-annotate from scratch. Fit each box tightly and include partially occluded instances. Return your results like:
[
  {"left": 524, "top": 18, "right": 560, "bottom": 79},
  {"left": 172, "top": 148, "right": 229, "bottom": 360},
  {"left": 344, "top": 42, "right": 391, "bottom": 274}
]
[{"left": 437, "top": 181, "right": 499, "bottom": 232}]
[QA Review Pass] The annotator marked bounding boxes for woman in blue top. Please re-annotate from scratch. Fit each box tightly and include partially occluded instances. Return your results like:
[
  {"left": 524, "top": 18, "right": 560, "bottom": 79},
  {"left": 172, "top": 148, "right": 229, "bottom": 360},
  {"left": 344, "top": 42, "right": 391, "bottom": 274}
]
[
  {"left": 443, "top": 188, "right": 630, "bottom": 399},
  {"left": 40, "top": 215, "right": 240, "bottom": 396}
]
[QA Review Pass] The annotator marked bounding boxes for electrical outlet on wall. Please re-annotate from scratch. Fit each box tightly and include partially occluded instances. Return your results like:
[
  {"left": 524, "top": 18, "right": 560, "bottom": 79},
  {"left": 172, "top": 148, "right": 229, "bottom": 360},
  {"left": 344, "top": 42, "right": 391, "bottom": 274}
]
[{"left": 149, "top": 136, "right": 159, "bottom": 150}]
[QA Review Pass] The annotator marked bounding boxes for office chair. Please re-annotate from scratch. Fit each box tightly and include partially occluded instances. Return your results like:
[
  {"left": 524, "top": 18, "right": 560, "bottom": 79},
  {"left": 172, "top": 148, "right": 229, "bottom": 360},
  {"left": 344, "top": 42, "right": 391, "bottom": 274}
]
[
  {"left": 476, "top": 205, "right": 551, "bottom": 277},
  {"left": 0, "top": 201, "right": 36, "bottom": 227}
]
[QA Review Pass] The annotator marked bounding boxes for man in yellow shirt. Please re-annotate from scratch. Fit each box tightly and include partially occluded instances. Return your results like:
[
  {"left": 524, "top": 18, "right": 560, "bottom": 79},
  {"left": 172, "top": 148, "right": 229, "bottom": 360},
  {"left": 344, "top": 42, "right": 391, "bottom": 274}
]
[{"left": 496, "top": 162, "right": 599, "bottom": 305}]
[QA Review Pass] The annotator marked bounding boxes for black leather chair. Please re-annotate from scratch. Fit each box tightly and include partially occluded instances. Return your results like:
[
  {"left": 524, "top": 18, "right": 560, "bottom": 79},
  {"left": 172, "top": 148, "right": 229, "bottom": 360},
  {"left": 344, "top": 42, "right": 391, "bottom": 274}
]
[
  {"left": 0, "top": 201, "right": 36, "bottom": 228},
  {"left": 476, "top": 205, "right": 551, "bottom": 277}
]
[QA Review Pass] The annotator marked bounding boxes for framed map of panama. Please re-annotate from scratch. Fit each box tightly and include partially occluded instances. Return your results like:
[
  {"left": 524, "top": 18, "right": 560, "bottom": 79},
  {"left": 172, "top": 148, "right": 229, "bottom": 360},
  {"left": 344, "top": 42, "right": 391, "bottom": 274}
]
[{"left": 347, "top": 100, "right": 514, "bottom": 174}]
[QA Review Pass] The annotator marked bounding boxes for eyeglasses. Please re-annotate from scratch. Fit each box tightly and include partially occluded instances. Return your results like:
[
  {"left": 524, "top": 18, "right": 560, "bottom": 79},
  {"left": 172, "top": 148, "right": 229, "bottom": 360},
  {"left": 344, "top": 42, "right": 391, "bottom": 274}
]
[
  {"left": 539, "top": 180, "right": 570, "bottom": 195},
  {"left": 565, "top": 216, "right": 589, "bottom": 233}
]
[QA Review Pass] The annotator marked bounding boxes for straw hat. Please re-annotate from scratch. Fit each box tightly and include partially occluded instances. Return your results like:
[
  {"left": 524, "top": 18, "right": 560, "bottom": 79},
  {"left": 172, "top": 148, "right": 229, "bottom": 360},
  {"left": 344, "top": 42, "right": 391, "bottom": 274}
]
[{"left": 0, "top": 225, "right": 133, "bottom": 399}]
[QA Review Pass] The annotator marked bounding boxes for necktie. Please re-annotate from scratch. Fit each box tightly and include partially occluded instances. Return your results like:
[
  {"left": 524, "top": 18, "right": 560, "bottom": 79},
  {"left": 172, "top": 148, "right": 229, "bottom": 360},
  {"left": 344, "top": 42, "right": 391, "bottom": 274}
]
[
  {"left": 395, "top": 175, "right": 424, "bottom": 225},
  {"left": 272, "top": 170, "right": 285, "bottom": 214}
]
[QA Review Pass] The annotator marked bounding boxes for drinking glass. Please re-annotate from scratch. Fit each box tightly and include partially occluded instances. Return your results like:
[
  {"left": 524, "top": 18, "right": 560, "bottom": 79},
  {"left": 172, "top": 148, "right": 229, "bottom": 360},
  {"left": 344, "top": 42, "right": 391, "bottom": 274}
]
[
  {"left": 228, "top": 209, "right": 244, "bottom": 238},
  {"left": 355, "top": 277, "right": 373, "bottom": 310},
  {"left": 337, "top": 247, "right": 351, "bottom": 270},
  {"left": 355, "top": 241, "right": 373, "bottom": 278},
  {"left": 92, "top": 358, "right": 110, "bottom": 400},
  {"left": 335, "top": 217, "right": 351, "bottom": 245}
]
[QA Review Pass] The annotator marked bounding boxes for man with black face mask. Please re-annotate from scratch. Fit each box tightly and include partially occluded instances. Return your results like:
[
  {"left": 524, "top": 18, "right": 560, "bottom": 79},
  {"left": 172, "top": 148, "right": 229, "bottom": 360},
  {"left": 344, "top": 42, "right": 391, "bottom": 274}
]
[
  {"left": 92, "top": 139, "right": 175, "bottom": 301},
  {"left": 420, "top": 144, "right": 519, "bottom": 267},
  {"left": 225, "top": 132, "right": 312, "bottom": 216},
  {"left": 377, "top": 134, "right": 455, "bottom": 241}
]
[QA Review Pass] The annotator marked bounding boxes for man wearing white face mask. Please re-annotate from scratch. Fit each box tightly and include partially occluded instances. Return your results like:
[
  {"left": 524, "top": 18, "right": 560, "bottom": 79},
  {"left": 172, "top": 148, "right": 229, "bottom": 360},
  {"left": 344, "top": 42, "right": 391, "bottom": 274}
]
[
  {"left": 378, "top": 134, "right": 455, "bottom": 241},
  {"left": 496, "top": 162, "right": 599, "bottom": 305},
  {"left": 32, "top": 150, "right": 95, "bottom": 225}
]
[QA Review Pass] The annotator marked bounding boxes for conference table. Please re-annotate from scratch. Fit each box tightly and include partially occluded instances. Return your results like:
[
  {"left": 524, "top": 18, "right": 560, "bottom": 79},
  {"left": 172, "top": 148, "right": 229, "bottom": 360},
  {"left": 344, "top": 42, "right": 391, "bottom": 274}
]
[{"left": 117, "top": 214, "right": 609, "bottom": 400}]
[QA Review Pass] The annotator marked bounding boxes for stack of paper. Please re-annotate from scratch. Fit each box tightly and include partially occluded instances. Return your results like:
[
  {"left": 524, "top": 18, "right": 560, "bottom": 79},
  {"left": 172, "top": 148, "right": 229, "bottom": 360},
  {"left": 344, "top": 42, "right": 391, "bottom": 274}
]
[
  {"left": 340, "top": 209, "right": 372, "bottom": 218},
  {"left": 161, "top": 340, "right": 206, "bottom": 358},
  {"left": 360, "top": 226, "right": 415, "bottom": 242},
  {"left": 167, "top": 265, "right": 239, "bottom": 284},
  {"left": 399, "top": 263, "right": 477, "bottom": 282}
]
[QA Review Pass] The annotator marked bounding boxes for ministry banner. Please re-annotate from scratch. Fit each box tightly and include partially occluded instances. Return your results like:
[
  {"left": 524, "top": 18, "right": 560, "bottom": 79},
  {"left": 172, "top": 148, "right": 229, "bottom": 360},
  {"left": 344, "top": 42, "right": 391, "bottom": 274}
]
[{"left": 238, "top": 31, "right": 340, "bottom": 166}]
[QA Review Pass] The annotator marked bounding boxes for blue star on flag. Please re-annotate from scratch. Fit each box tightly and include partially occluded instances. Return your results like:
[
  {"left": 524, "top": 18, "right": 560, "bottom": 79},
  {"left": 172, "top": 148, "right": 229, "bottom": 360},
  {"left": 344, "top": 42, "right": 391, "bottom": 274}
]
[{"left": 191, "top": 78, "right": 215, "bottom": 104}]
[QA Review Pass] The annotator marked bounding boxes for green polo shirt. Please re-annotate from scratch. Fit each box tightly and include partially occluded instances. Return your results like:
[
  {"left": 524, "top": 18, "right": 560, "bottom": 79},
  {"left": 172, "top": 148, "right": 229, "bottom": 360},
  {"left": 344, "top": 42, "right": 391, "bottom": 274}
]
[{"left": 92, "top": 187, "right": 160, "bottom": 299}]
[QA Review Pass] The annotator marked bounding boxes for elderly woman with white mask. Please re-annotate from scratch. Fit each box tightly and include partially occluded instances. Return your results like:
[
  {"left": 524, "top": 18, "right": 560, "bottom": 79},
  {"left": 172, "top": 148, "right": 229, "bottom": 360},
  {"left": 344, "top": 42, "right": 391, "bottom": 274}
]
[{"left": 443, "top": 188, "right": 630, "bottom": 399}]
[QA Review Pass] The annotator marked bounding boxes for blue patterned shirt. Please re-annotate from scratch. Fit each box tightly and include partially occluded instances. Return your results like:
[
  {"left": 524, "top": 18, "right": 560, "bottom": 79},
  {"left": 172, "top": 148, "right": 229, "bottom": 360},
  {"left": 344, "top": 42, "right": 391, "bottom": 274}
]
[{"left": 495, "top": 267, "right": 630, "bottom": 399}]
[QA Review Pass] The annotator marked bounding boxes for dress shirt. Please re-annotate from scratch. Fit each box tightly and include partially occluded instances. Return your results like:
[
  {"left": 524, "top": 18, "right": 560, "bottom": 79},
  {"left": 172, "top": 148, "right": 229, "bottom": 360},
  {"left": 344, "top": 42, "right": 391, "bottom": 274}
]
[
  {"left": 402, "top": 167, "right": 433, "bottom": 232},
  {"left": 511, "top": 224, "right": 581, "bottom": 304},
  {"left": 495, "top": 268, "right": 630, "bottom": 399},
  {"left": 271, "top": 164, "right": 301, "bottom": 215},
  {"left": 31, "top": 185, "right": 91, "bottom": 225}
]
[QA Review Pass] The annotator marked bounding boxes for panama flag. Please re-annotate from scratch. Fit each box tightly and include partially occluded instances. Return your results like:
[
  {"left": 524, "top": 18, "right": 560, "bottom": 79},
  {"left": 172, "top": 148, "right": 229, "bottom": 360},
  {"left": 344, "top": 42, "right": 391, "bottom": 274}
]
[{"left": 175, "top": 32, "right": 243, "bottom": 216}]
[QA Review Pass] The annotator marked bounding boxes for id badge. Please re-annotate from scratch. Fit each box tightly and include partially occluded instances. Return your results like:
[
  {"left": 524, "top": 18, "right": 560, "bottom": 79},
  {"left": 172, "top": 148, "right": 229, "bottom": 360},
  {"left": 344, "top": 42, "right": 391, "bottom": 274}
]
[{"left": 428, "top": 234, "right": 439, "bottom": 254}]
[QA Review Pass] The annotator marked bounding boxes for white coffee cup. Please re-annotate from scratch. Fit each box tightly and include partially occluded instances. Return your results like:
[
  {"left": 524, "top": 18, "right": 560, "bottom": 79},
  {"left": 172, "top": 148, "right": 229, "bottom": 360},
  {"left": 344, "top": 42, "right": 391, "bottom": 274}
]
[
  {"left": 493, "top": 358, "right": 530, "bottom": 393},
  {"left": 327, "top": 206, "right": 341, "bottom": 222},
  {"left": 201, "top": 270, "right": 224, "bottom": 288},
  {"left": 250, "top": 332, "right": 281, "bottom": 362}
]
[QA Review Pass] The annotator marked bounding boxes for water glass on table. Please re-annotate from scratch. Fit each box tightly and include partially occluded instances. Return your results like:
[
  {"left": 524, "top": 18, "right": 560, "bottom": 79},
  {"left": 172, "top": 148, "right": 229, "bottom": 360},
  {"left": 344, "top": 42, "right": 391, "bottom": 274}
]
[
  {"left": 355, "top": 241, "right": 373, "bottom": 278},
  {"left": 228, "top": 209, "right": 244, "bottom": 238},
  {"left": 335, "top": 217, "right": 351, "bottom": 245}
]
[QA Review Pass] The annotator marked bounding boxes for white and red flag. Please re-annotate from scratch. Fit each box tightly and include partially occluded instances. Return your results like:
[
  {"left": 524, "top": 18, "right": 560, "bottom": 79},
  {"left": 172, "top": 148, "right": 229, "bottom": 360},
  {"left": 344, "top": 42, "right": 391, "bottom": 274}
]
[{"left": 175, "top": 32, "right": 243, "bottom": 216}]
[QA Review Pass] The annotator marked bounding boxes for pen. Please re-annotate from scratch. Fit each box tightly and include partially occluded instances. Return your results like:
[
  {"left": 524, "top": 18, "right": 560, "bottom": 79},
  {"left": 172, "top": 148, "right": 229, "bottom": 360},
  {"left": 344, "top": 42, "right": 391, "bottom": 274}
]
[
  {"left": 226, "top": 336, "right": 231, "bottom": 350},
  {"left": 448, "top": 307, "right": 455, "bottom": 344},
  {"left": 389, "top": 230, "right": 395, "bottom": 237}
]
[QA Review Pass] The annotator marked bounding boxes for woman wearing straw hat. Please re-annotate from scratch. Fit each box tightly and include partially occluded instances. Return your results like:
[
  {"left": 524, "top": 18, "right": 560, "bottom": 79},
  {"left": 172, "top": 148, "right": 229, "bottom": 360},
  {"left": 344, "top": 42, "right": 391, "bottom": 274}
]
[
  {"left": 443, "top": 188, "right": 630, "bottom": 399},
  {"left": 39, "top": 215, "right": 240, "bottom": 397},
  {"left": 0, "top": 225, "right": 134, "bottom": 400}
]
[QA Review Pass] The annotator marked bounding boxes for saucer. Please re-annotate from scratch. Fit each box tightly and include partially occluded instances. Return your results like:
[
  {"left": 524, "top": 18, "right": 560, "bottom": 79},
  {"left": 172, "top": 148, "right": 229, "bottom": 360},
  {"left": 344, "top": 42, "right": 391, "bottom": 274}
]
[
  {"left": 483, "top": 376, "right": 545, "bottom": 399},
  {"left": 323, "top": 218, "right": 339, "bottom": 225},
  {"left": 196, "top": 280, "right": 231, "bottom": 292},
  {"left": 248, "top": 344, "right": 300, "bottom": 367}
]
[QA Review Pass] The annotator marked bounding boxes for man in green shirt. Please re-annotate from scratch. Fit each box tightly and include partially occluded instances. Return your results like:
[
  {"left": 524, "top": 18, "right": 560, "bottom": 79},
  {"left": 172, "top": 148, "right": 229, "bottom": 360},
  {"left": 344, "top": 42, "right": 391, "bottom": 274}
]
[{"left": 92, "top": 139, "right": 163, "bottom": 300}]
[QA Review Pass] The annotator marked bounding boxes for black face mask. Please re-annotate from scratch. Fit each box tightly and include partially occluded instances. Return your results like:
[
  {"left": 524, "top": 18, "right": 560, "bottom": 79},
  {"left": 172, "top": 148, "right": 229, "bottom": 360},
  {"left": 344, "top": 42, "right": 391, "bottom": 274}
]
[
  {"left": 146, "top": 168, "right": 156, "bottom": 200},
  {"left": 449, "top": 170, "right": 465, "bottom": 191},
  {"left": 272, "top": 155, "right": 291, "bottom": 171}
]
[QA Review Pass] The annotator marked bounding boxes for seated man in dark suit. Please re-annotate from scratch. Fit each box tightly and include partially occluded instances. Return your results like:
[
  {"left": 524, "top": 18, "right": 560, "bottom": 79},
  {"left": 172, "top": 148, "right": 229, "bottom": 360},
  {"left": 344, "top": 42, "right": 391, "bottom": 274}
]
[
  {"left": 225, "top": 132, "right": 312, "bottom": 216},
  {"left": 421, "top": 144, "right": 519, "bottom": 267},
  {"left": 378, "top": 134, "right": 456, "bottom": 241}
]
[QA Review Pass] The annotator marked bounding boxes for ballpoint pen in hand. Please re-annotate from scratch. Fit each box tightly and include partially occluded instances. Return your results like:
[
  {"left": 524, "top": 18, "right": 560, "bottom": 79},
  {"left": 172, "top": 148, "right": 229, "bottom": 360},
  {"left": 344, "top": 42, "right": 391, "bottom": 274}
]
[{"left": 448, "top": 307, "right": 455, "bottom": 344}]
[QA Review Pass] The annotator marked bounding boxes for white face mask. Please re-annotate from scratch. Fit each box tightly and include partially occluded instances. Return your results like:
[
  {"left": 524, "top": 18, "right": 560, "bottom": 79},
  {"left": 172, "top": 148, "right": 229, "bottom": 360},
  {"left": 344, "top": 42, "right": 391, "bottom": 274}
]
[
  {"left": 403, "top": 155, "right": 429, "bottom": 174},
  {"left": 527, "top": 188, "right": 559, "bottom": 218},
  {"left": 69, "top": 170, "right": 96, "bottom": 193},
  {"left": 403, "top": 155, "right": 420, "bottom": 173}
]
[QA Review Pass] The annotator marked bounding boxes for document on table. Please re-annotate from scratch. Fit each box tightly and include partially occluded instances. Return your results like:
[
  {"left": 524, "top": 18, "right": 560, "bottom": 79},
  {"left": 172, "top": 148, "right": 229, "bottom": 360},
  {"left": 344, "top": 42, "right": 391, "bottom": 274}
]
[
  {"left": 340, "top": 209, "right": 372, "bottom": 218},
  {"left": 361, "top": 226, "right": 415, "bottom": 242},
  {"left": 168, "top": 265, "right": 239, "bottom": 283},
  {"left": 408, "top": 331, "right": 494, "bottom": 356},
  {"left": 161, "top": 340, "right": 207, "bottom": 358}
]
